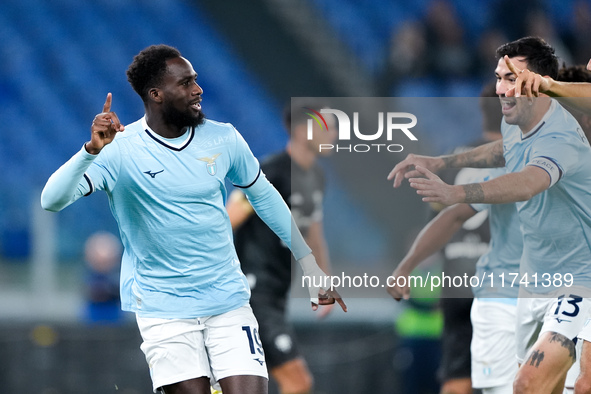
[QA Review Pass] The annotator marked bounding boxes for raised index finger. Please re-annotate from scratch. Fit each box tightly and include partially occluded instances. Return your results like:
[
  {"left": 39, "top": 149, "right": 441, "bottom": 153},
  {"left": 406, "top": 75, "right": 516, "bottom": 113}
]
[
  {"left": 103, "top": 93, "right": 112, "bottom": 113},
  {"left": 504, "top": 55, "right": 521, "bottom": 75}
]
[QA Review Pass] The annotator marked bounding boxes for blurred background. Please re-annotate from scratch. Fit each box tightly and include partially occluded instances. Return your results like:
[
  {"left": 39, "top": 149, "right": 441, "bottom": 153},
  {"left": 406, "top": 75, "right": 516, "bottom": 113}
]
[{"left": 1, "top": 0, "right": 590, "bottom": 392}]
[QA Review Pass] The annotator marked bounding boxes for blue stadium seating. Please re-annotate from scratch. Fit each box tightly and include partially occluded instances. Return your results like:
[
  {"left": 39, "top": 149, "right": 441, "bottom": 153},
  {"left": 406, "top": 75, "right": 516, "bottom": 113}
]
[
  {"left": 2, "top": 0, "right": 579, "bottom": 261},
  {"left": 1, "top": 0, "right": 286, "bottom": 259},
  {"left": 309, "top": 0, "right": 574, "bottom": 79}
]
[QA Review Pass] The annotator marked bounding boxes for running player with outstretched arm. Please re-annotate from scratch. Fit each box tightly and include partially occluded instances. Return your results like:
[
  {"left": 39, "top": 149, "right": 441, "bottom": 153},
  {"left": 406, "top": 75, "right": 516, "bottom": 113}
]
[{"left": 388, "top": 84, "right": 522, "bottom": 394}]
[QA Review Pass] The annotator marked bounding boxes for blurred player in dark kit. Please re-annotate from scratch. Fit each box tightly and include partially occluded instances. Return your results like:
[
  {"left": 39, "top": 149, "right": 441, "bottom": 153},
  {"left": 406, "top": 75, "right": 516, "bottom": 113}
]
[{"left": 227, "top": 101, "right": 337, "bottom": 394}]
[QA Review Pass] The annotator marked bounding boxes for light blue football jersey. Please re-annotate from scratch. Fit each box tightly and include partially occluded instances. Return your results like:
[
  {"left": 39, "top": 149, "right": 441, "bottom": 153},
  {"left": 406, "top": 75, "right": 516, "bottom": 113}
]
[
  {"left": 501, "top": 100, "right": 591, "bottom": 294},
  {"left": 470, "top": 167, "right": 522, "bottom": 301},
  {"left": 83, "top": 117, "right": 261, "bottom": 318}
]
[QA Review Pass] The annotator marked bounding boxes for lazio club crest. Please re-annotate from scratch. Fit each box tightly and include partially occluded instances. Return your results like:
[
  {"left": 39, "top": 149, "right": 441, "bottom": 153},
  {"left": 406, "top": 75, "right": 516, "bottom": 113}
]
[{"left": 197, "top": 153, "right": 221, "bottom": 176}]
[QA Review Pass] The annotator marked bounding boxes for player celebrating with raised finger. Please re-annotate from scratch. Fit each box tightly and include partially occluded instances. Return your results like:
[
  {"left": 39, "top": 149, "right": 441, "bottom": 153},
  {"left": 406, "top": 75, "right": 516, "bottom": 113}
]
[
  {"left": 504, "top": 54, "right": 591, "bottom": 115},
  {"left": 41, "top": 44, "right": 345, "bottom": 394},
  {"left": 389, "top": 36, "right": 591, "bottom": 394}
]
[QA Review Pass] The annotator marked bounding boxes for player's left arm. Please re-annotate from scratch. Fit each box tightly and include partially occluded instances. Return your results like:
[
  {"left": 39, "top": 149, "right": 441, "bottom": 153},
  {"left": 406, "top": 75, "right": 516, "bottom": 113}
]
[
  {"left": 409, "top": 165, "right": 550, "bottom": 205},
  {"left": 228, "top": 129, "right": 346, "bottom": 311},
  {"left": 241, "top": 174, "right": 346, "bottom": 312},
  {"left": 306, "top": 221, "right": 331, "bottom": 274},
  {"left": 306, "top": 220, "right": 335, "bottom": 318}
]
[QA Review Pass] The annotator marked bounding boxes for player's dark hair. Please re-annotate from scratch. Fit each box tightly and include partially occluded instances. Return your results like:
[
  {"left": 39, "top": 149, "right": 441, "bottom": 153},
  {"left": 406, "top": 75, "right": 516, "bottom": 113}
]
[
  {"left": 479, "top": 81, "right": 503, "bottom": 133},
  {"left": 557, "top": 64, "right": 591, "bottom": 83},
  {"left": 127, "top": 44, "right": 182, "bottom": 101},
  {"left": 496, "top": 36, "right": 558, "bottom": 80},
  {"left": 283, "top": 99, "right": 330, "bottom": 136}
]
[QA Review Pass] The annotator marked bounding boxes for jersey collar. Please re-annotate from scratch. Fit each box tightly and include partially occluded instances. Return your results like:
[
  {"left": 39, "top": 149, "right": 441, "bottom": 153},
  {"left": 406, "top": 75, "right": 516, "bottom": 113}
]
[
  {"left": 521, "top": 100, "right": 556, "bottom": 141},
  {"left": 141, "top": 117, "right": 195, "bottom": 151}
]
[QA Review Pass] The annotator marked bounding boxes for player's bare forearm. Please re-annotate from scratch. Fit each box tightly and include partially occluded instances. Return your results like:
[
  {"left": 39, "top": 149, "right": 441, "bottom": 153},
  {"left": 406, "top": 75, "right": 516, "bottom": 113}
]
[
  {"left": 546, "top": 79, "right": 591, "bottom": 99},
  {"left": 388, "top": 204, "right": 475, "bottom": 301},
  {"left": 399, "top": 204, "right": 475, "bottom": 271},
  {"left": 440, "top": 140, "right": 505, "bottom": 169},
  {"left": 410, "top": 165, "right": 549, "bottom": 205},
  {"left": 545, "top": 80, "right": 591, "bottom": 115},
  {"left": 463, "top": 166, "right": 549, "bottom": 204},
  {"left": 462, "top": 184, "right": 485, "bottom": 204}
]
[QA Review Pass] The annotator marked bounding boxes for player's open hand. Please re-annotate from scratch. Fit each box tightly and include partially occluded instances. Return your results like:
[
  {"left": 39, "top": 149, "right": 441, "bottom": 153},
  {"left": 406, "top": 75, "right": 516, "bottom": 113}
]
[
  {"left": 504, "top": 55, "right": 551, "bottom": 100},
  {"left": 409, "top": 166, "right": 461, "bottom": 205},
  {"left": 86, "top": 93, "right": 125, "bottom": 155},
  {"left": 387, "top": 154, "right": 444, "bottom": 188}
]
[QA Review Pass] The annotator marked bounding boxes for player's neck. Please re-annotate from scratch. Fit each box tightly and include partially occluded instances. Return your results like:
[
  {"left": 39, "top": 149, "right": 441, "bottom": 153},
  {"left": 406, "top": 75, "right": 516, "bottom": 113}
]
[
  {"left": 519, "top": 99, "right": 552, "bottom": 135},
  {"left": 145, "top": 112, "right": 186, "bottom": 139}
]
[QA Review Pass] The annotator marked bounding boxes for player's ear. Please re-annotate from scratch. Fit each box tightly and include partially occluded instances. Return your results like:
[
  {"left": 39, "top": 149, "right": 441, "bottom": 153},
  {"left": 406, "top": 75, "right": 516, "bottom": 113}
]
[{"left": 148, "top": 88, "right": 163, "bottom": 103}]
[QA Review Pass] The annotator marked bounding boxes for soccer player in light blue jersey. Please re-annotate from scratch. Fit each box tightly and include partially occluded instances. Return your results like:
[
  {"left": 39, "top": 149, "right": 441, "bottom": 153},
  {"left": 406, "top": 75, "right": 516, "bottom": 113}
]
[
  {"left": 505, "top": 61, "right": 591, "bottom": 394},
  {"left": 388, "top": 85, "right": 522, "bottom": 394},
  {"left": 388, "top": 166, "right": 522, "bottom": 394},
  {"left": 41, "top": 45, "right": 346, "bottom": 394},
  {"left": 388, "top": 37, "right": 591, "bottom": 394}
]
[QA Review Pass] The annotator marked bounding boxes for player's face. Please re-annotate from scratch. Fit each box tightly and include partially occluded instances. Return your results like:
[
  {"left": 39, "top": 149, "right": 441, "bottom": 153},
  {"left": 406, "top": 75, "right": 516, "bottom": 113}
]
[
  {"left": 495, "top": 56, "right": 540, "bottom": 130},
  {"left": 309, "top": 113, "right": 337, "bottom": 156},
  {"left": 160, "top": 57, "right": 205, "bottom": 129}
]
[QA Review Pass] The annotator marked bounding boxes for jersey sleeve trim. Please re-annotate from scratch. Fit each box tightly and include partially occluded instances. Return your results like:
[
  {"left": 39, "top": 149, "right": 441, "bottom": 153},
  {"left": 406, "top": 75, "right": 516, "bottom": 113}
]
[
  {"left": 233, "top": 167, "right": 262, "bottom": 189},
  {"left": 82, "top": 173, "right": 94, "bottom": 196},
  {"left": 527, "top": 156, "right": 562, "bottom": 187}
]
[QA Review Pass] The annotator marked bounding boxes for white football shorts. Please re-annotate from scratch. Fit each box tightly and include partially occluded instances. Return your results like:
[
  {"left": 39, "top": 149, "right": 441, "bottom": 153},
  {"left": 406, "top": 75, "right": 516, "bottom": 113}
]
[
  {"left": 136, "top": 304, "right": 268, "bottom": 392},
  {"left": 515, "top": 288, "right": 591, "bottom": 364},
  {"left": 470, "top": 298, "right": 518, "bottom": 390}
]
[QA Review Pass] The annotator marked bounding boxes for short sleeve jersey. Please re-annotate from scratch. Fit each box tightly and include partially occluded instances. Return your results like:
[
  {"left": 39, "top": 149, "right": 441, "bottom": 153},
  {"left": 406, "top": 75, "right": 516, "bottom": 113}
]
[
  {"left": 233, "top": 151, "right": 325, "bottom": 298},
  {"left": 436, "top": 143, "right": 491, "bottom": 298},
  {"left": 470, "top": 167, "right": 522, "bottom": 299},
  {"left": 82, "top": 117, "right": 261, "bottom": 318},
  {"left": 501, "top": 100, "right": 591, "bottom": 293}
]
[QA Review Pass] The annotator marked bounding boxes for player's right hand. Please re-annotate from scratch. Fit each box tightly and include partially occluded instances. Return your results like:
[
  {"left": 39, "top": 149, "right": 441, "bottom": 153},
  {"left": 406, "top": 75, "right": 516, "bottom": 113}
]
[
  {"left": 85, "top": 93, "right": 124, "bottom": 155},
  {"left": 387, "top": 267, "right": 411, "bottom": 301},
  {"left": 504, "top": 55, "right": 551, "bottom": 100},
  {"left": 298, "top": 253, "right": 347, "bottom": 312},
  {"left": 409, "top": 166, "right": 462, "bottom": 205},
  {"left": 315, "top": 288, "right": 347, "bottom": 313},
  {"left": 387, "top": 153, "right": 444, "bottom": 188}
]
